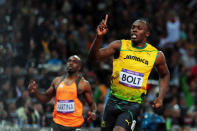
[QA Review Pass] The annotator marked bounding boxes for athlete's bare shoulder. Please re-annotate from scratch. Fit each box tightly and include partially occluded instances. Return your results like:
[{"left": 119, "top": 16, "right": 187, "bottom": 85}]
[
  {"left": 154, "top": 51, "right": 169, "bottom": 77},
  {"left": 78, "top": 77, "right": 91, "bottom": 92},
  {"left": 79, "top": 77, "right": 90, "bottom": 87},
  {"left": 108, "top": 40, "right": 121, "bottom": 50},
  {"left": 155, "top": 51, "right": 166, "bottom": 65},
  {"left": 51, "top": 75, "right": 65, "bottom": 87}
]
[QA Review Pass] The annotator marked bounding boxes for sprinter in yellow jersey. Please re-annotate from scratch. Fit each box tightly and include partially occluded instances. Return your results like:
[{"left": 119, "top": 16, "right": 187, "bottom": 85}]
[
  {"left": 28, "top": 55, "right": 96, "bottom": 131},
  {"left": 88, "top": 15, "right": 170, "bottom": 131}
]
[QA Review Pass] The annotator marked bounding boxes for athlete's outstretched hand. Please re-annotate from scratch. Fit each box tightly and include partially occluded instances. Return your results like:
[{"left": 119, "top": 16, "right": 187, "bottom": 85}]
[
  {"left": 28, "top": 80, "right": 38, "bottom": 94},
  {"left": 97, "top": 14, "right": 108, "bottom": 37},
  {"left": 152, "top": 97, "right": 163, "bottom": 109},
  {"left": 87, "top": 111, "right": 96, "bottom": 122}
]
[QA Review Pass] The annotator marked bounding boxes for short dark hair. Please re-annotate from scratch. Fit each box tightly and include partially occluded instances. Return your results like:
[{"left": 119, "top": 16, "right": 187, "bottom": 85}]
[{"left": 137, "top": 18, "right": 151, "bottom": 32}]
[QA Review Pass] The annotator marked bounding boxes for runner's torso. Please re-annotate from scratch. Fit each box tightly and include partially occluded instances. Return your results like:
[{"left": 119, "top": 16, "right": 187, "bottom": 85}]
[
  {"left": 110, "top": 40, "right": 158, "bottom": 103},
  {"left": 53, "top": 75, "right": 84, "bottom": 127}
]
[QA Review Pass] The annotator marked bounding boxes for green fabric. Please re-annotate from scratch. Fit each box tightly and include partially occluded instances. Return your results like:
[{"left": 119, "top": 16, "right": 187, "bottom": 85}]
[
  {"left": 166, "top": 118, "right": 171, "bottom": 131},
  {"left": 180, "top": 75, "right": 194, "bottom": 108},
  {"left": 94, "top": 88, "right": 102, "bottom": 104}
]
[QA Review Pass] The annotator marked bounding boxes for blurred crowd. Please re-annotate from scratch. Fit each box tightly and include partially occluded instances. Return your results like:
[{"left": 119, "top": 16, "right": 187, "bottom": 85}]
[{"left": 0, "top": 0, "right": 197, "bottom": 130}]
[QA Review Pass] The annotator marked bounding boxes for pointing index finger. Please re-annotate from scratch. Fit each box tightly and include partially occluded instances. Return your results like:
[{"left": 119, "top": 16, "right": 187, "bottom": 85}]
[{"left": 104, "top": 14, "right": 108, "bottom": 25}]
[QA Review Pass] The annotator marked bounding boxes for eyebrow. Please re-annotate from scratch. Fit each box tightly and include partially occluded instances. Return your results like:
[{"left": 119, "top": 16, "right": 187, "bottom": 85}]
[{"left": 131, "top": 24, "right": 143, "bottom": 28}]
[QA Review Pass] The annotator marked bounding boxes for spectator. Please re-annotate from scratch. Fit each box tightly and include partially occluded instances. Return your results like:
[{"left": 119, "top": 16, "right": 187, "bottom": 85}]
[
  {"left": 0, "top": 0, "right": 197, "bottom": 130},
  {"left": 0, "top": 101, "right": 8, "bottom": 120},
  {"left": 13, "top": 76, "right": 25, "bottom": 99},
  {"left": 159, "top": 11, "right": 180, "bottom": 48}
]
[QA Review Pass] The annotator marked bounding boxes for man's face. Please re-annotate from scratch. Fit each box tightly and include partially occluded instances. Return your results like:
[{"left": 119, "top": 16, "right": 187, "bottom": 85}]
[
  {"left": 130, "top": 20, "right": 150, "bottom": 43},
  {"left": 66, "top": 56, "right": 81, "bottom": 74}
]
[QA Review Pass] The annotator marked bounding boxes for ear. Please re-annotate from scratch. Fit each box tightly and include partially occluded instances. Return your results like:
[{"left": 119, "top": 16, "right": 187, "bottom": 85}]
[
  {"left": 145, "top": 31, "right": 150, "bottom": 38},
  {"left": 78, "top": 64, "right": 82, "bottom": 71},
  {"left": 78, "top": 66, "right": 81, "bottom": 71}
]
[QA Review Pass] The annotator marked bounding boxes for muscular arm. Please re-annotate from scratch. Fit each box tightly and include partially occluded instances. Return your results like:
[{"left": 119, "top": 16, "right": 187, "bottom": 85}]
[
  {"left": 28, "top": 77, "right": 59, "bottom": 103},
  {"left": 80, "top": 78, "right": 96, "bottom": 112},
  {"left": 88, "top": 15, "right": 121, "bottom": 62},
  {"left": 88, "top": 38, "right": 121, "bottom": 61},
  {"left": 34, "top": 83, "right": 55, "bottom": 103},
  {"left": 155, "top": 51, "right": 170, "bottom": 100}
]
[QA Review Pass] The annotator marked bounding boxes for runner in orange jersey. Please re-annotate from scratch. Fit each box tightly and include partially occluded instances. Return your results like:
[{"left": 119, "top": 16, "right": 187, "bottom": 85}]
[{"left": 28, "top": 55, "right": 96, "bottom": 131}]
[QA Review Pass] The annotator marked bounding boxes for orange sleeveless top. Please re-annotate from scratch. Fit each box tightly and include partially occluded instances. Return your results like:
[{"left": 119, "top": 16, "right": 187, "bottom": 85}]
[{"left": 53, "top": 80, "right": 84, "bottom": 127}]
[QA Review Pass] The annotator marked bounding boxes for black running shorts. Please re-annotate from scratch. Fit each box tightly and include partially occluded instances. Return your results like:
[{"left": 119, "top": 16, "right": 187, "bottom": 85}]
[
  {"left": 52, "top": 121, "right": 78, "bottom": 131},
  {"left": 101, "top": 95, "right": 140, "bottom": 131}
]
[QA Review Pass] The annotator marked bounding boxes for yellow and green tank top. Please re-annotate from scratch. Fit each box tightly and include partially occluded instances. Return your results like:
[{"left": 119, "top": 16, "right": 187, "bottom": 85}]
[{"left": 110, "top": 40, "right": 158, "bottom": 104}]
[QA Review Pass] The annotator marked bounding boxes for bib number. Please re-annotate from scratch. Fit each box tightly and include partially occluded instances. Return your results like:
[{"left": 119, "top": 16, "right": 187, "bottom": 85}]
[
  {"left": 57, "top": 100, "right": 75, "bottom": 113},
  {"left": 119, "top": 69, "right": 144, "bottom": 88}
]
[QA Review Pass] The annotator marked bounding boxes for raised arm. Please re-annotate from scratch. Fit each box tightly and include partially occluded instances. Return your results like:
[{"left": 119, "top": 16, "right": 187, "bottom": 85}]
[
  {"left": 88, "top": 14, "right": 121, "bottom": 62},
  {"left": 152, "top": 51, "right": 170, "bottom": 108},
  {"left": 28, "top": 78, "right": 58, "bottom": 103}
]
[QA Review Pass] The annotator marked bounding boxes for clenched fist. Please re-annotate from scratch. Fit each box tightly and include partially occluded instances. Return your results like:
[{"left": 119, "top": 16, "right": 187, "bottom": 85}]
[{"left": 28, "top": 80, "right": 38, "bottom": 94}]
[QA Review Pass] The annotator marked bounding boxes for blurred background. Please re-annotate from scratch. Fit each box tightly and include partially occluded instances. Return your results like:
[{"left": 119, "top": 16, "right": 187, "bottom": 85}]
[{"left": 0, "top": 0, "right": 197, "bottom": 131}]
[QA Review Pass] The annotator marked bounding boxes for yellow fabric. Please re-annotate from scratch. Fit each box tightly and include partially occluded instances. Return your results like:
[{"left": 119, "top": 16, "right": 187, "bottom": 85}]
[
  {"left": 110, "top": 40, "right": 158, "bottom": 103},
  {"left": 42, "top": 40, "right": 49, "bottom": 54}
]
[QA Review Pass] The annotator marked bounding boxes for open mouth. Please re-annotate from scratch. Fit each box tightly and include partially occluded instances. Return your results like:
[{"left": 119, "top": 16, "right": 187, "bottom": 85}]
[
  {"left": 67, "top": 66, "right": 73, "bottom": 70},
  {"left": 131, "top": 34, "right": 137, "bottom": 39}
]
